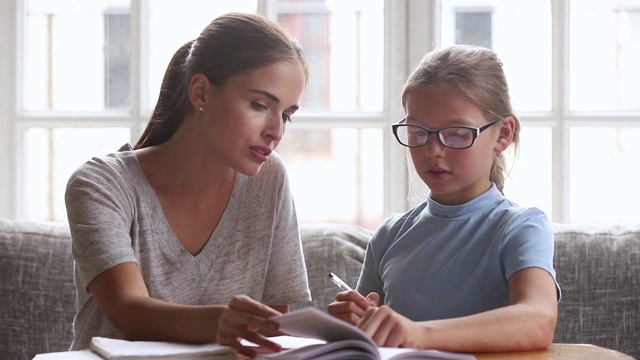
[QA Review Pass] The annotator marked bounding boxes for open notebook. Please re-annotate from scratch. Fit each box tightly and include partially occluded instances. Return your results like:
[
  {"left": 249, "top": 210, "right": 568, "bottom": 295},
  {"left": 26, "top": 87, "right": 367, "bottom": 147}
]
[
  {"left": 89, "top": 337, "right": 237, "bottom": 360},
  {"left": 254, "top": 307, "right": 476, "bottom": 360}
]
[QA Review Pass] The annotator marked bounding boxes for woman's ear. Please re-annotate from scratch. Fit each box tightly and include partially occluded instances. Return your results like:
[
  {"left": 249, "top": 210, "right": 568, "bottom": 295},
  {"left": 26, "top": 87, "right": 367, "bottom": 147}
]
[
  {"left": 188, "top": 73, "right": 210, "bottom": 110},
  {"left": 496, "top": 116, "right": 516, "bottom": 151}
]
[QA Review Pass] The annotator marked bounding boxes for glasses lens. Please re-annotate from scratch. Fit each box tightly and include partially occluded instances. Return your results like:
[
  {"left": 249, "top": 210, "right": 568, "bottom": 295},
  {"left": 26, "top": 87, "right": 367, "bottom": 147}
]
[
  {"left": 396, "top": 125, "right": 429, "bottom": 146},
  {"left": 440, "top": 127, "right": 475, "bottom": 149}
]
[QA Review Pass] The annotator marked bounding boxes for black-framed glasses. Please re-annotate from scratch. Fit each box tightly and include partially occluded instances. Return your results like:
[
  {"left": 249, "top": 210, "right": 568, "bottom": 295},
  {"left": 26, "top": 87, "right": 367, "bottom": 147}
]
[{"left": 391, "top": 118, "right": 502, "bottom": 149}]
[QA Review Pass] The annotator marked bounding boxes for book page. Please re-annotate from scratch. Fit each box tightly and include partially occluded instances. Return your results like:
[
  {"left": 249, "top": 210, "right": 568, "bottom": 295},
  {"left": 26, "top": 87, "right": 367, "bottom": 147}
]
[
  {"left": 272, "top": 307, "right": 374, "bottom": 345},
  {"left": 379, "top": 347, "right": 476, "bottom": 360},
  {"left": 241, "top": 335, "right": 326, "bottom": 349},
  {"left": 257, "top": 339, "right": 378, "bottom": 360},
  {"left": 270, "top": 307, "right": 476, "bottom": 360},
  {"left": 33, "top": 350, "right": 103, "bottom": 360}
]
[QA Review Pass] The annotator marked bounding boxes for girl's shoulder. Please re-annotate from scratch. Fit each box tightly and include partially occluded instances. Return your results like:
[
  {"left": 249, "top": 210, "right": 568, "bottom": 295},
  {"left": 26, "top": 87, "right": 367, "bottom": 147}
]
[{"left": 370, "top": 202, "right": 429, "bottom": 245}]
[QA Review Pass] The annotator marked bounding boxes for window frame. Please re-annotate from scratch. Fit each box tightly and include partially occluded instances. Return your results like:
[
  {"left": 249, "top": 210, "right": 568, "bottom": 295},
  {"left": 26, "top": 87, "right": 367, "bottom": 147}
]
[{"left": 1, "top": 0, "right": 639, "bottom": 223}]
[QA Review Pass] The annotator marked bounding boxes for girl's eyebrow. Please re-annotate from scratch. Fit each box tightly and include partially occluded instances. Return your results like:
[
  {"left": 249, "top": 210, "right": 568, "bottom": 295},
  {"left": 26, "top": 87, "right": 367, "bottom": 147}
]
[
  {"left": 406, "top": 116, "right": 474, "bottom": 126},
  {"left": 249, "top": 89, "right": 299, "bottom": 111}
]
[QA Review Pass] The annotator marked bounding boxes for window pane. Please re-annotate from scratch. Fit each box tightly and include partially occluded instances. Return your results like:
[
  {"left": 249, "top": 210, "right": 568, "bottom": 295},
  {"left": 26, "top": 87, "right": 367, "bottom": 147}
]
[
  {"left": 25, "top": 127, "right": 130, "bottom": 221},
  {"left": 278, "top": 128, "right": 384, "bottom": 229},
  {"left": 147, "top": 0, "right": 257, "bottom": 113},
  {"left": 405, "top": 127, "right": 553, "bottom": 219},
  {"left": 277, "top": 0, "right": 384, "bottom": 112},
  {"left": 570, "top": 1, "right": 640, "bottom": 111},
  {"left": 570, "top": 127, "right": 640, "bottom": 223},
  {"left": 25, "top": 0, "right": 131, "bottom": 112},
  {"left": 503, "top": 127, "right": 553, "bottom": 219},
  {"left": 441, "top": 1, "right": 552, "bottom": 112}
]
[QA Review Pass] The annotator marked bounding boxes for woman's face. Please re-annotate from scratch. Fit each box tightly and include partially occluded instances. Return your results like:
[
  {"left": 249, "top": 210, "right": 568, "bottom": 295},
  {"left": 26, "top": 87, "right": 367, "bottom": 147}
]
[
  {"left": 404, "top": 85, "right": 504, "bottom": 205},
  {"left": 200, "top": 60, "right": 306, "bottom": 176}
]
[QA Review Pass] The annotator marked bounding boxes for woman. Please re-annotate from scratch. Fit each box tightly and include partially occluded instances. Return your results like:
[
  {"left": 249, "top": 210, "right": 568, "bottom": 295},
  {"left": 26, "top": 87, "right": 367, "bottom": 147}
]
[{"left": 65, "top": 12, "right": 310, "bottom": 358}]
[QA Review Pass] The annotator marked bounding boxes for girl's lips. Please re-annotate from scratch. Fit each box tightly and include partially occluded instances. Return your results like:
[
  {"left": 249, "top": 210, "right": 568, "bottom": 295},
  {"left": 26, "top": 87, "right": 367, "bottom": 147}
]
[
  {"left": 250, "top": 146, "right": 272, "bottom": 163},
  {"left": 426, "top": 169, "right": 450, "bottom": 180}
]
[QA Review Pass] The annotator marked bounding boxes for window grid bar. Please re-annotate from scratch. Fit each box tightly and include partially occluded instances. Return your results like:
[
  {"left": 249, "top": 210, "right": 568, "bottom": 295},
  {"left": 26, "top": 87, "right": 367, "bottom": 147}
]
[{"left": 551, "top": 0, "right": 571, "bottom": 223}]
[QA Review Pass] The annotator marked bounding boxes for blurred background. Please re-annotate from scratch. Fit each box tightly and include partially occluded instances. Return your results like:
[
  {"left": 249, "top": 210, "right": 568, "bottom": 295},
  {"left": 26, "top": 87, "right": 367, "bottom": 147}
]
[{"left": 0, "top": 0, "right": 639, "bottom": 228}]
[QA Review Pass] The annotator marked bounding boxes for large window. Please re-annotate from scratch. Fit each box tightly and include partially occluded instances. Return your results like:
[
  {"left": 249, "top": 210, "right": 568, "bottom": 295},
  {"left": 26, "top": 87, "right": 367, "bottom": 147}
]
[{"left": 1, "top": 0, "right": 639, "bottom": 226}]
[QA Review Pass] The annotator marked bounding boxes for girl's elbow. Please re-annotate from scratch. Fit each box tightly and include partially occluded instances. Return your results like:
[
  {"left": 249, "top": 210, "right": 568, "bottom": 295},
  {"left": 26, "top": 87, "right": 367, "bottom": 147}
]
[{"left": 529, "top": 311, "right": 558, "bottom": 350}]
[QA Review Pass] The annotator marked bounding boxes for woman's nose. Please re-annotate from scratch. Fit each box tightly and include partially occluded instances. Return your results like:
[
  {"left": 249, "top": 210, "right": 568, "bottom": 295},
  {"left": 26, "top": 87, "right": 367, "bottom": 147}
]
[{"left": 265, "top": 115, "right": 284, "bottom": 141}]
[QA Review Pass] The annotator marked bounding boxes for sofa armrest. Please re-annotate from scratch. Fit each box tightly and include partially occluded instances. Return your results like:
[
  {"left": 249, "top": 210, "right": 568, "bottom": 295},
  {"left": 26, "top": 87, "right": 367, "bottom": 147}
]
[
  {"left": 0, "top": 219, "right": 76, "bottom": 360},
  {"left": 553, "top": 223, "right": 640, "bottom": 359}
]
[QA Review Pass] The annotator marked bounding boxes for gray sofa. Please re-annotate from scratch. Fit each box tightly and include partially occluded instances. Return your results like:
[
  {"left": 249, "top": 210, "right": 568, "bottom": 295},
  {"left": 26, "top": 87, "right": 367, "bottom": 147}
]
[{"left": 1, "top": 219, "right": 638, "bottom": 359}]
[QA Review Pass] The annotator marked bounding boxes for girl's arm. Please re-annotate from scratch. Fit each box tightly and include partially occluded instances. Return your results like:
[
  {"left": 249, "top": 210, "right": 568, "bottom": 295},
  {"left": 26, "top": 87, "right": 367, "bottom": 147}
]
[{"left": 358, "top": 267, "right": 558, "bottom": 352}]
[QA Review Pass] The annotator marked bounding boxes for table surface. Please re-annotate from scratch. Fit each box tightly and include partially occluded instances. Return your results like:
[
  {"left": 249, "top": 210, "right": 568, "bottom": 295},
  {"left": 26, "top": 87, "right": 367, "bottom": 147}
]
[{"left": 474, "top": 344, "right": 635, "bottom": 360}]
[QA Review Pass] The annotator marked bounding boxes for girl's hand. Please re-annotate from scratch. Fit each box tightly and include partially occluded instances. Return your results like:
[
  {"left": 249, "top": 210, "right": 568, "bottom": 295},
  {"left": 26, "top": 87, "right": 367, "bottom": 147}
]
[
  {"left": 216, "top": 295, "right": 283, "bottom": 358},
  {"left": 327, "top": 291, "right": 380, "bottom": 325},
  {"left": 358, "top": 305, "right": 421, "bottom": 348}
]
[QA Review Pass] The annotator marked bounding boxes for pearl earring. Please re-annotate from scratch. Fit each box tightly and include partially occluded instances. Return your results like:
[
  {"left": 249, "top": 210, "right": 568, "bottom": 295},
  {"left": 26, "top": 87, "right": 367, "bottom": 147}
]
[{"left": 198, "top": 107, "right": 203, "bottom": 112}]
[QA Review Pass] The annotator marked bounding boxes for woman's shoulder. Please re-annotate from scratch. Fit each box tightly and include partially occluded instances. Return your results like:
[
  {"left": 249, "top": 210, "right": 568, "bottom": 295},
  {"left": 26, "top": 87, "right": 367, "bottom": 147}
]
[
  {"left": 245, "top": 150, "right": 289, "bottom": 184},
  {"left": 67, "top": 144, "right": 141, "bottom": 188},
  {"left": 265, "top": 150, "right": 287, "bottom": 171}
]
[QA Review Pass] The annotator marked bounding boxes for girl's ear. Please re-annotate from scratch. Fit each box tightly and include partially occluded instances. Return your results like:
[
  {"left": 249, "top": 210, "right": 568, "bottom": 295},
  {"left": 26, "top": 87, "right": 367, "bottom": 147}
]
[
  {"left": 496, "top": 116, "right": 516, "bottom": 151},
  {"left": 188, "top": 73, "right": 210, "bottom": 110}
]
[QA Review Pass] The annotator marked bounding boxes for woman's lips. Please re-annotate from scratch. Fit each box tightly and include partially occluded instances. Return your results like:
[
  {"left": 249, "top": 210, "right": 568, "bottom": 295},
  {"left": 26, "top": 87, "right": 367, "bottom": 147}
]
[{"left": 250, "top": 146, "right": 272, "bottom": 163}]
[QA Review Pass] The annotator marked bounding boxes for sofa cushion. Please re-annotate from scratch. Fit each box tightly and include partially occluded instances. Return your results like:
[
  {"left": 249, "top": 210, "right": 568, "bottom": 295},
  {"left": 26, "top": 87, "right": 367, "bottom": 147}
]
[
  {"left": 2, "top": 219, "right": 638, "bottom": 359},
  {"left": 296, "top": 223, "right": 371, "bottom": 310},
  {"left": 0, "top": 219, "right": 75, "bottom": 360},
  {"left": 552, "top": 223, "right": 640, "bottom": 359}
]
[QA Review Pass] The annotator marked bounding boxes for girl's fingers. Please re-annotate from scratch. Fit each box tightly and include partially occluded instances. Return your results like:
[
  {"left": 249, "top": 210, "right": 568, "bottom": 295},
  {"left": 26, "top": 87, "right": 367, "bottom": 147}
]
[{"left": 365, "top": 292, "right": 380, "bottom": 307}]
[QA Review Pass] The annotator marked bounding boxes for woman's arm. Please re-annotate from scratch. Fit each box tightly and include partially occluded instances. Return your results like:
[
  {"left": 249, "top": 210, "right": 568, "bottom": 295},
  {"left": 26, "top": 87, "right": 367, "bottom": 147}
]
[
  {"left": 89, "top": 262, "right": 284, "bottom": 356},
  {"left": 358, "top": 267, "right": 558, "bottom": 352}
]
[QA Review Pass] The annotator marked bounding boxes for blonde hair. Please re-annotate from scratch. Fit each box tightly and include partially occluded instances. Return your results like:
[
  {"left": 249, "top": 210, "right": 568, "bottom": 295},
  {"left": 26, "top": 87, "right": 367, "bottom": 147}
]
[{"left": 401, "top": 44, "right": 520, "bottom": 193}]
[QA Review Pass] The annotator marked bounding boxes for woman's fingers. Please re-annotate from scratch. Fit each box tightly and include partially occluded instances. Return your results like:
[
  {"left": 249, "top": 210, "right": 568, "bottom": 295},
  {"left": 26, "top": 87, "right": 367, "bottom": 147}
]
[{"left": 216, "top": 295, "right": 283, "bottom": 357}]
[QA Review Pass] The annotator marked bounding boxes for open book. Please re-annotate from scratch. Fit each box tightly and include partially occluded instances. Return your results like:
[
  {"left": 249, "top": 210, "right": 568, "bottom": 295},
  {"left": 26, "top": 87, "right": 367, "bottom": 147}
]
[
  {"left": 89, "top": 337, "right": 237, "bottom": 360},
  {"left": 257, "top": 307, "right": 476, "bottom": 360}
]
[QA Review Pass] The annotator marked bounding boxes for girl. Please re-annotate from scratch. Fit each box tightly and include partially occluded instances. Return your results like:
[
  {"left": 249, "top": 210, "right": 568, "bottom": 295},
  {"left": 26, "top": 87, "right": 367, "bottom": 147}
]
[
  {"left": 327, "top": 44, "right": 560, "bottom": 353},
  {"left": 65, "top": 13, "right": 309, "bottom": 358}
]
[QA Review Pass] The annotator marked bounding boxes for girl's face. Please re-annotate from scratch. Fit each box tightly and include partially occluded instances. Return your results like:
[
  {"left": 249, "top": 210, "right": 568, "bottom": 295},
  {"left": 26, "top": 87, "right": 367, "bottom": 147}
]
[
  {"left": 200, "top": 60, "right": 306, "bottom": 176},
  {"left": 404, "top": 85, "right": 510, "bottom": 205}
]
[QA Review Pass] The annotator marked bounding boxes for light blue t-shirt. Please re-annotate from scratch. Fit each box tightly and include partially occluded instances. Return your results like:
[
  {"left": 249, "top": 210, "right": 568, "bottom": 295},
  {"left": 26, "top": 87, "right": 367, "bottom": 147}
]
[{"left": 356, "top": 184, "right": 560, "bottom": 321}]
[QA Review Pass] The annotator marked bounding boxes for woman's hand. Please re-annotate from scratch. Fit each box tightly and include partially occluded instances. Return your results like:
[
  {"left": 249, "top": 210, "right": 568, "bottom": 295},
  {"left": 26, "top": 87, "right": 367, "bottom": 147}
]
[
  {"left": 216, "top": 295, "right": 283, "bottom": 358},
  {"left": 327, "top": 291, "right": 379, "bottom": 325},
  {"left": 358, "top": 305, "right": 422, "bottom": 348}
]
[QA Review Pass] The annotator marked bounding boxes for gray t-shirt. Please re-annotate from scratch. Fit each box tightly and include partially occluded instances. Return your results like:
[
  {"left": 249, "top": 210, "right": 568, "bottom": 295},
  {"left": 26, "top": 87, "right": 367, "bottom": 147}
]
[{"left": 65, "top": 144, "right": 311, "bottom": 350}]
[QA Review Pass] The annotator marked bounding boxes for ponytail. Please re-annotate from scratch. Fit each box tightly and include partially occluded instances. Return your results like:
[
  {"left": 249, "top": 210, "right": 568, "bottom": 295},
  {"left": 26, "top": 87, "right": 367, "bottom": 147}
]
[{"left": 134, "top": 40, "right": 194, "bottom": 149}]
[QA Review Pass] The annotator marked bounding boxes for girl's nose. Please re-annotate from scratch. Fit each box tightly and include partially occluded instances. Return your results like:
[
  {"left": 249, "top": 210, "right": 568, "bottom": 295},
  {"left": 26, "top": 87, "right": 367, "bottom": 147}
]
[{"left": 422, "top": 134, "right": 446, "bottom": 157}]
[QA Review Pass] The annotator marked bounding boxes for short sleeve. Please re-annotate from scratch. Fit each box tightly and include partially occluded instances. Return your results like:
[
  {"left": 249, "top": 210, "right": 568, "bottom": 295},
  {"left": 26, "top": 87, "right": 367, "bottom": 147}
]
[{"left": 65, "top": 155, "right": 139, "bottom": 291}]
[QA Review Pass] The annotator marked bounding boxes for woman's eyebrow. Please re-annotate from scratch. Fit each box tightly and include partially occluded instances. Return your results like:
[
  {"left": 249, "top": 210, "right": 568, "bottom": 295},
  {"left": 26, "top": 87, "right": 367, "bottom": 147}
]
[{"left": 249, "top": 89, "right": 299, "bottom": 110}]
